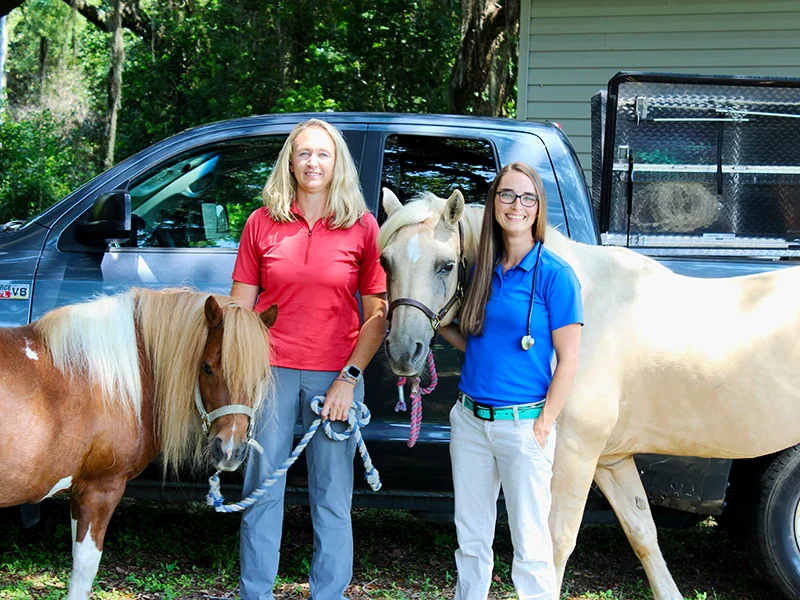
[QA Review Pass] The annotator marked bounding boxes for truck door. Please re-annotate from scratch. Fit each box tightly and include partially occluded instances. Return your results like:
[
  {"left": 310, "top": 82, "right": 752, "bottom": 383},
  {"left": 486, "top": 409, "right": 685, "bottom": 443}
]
[
  {"left": 360, "top": 125, "right": 501, "bottom": 490},
  {"left": 31, "top": 128, "right": 367, "bottom": 320}
]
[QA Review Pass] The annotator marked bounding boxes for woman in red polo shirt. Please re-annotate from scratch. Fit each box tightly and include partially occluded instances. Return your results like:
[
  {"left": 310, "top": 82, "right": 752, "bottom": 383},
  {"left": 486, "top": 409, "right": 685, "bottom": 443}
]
[{"left": 230, "top": 119, "right": 387, "bottom": 600}]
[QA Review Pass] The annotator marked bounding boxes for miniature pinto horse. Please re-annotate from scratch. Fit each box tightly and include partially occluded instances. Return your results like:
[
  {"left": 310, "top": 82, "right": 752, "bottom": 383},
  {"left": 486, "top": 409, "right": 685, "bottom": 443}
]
[
  {"left": 0, "top": 288, "right": 276, "bottom": 599},
  {"left": 378, "top": 189, "right": 800, "bottom": 600}
]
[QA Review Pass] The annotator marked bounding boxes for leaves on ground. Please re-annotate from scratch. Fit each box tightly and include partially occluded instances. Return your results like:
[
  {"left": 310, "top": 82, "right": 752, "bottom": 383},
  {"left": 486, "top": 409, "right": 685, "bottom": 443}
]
[{"left": 0, "top": 499, "right": 777, "bottom": 599}]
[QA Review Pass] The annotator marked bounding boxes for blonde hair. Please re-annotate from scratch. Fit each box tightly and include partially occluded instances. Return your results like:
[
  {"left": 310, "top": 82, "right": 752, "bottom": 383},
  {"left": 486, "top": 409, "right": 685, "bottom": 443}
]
[
  {"left": 460, "top": 162, "right": 548, "bottom": 336},
  {"left": 262, "top": 119, "right": 367, "bottom": 229}
]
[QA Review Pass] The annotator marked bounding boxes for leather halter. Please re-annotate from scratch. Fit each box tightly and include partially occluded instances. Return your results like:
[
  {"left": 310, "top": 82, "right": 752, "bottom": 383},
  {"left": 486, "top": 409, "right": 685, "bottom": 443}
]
[{"left": 387, "top": 220, "right": 468, "bottom": 342}]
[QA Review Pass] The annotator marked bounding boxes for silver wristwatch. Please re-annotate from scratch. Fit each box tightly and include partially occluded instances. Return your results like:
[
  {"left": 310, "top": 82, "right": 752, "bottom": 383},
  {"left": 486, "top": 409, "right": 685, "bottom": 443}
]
[{"left": 340, "top": 364, "right": 363, "bottom": 383}]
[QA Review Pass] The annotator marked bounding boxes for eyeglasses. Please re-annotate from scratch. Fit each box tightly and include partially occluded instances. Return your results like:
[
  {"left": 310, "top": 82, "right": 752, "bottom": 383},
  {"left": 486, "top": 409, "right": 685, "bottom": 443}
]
[{"left": 496, "top": 190, "right": 539, "bottom": 208}]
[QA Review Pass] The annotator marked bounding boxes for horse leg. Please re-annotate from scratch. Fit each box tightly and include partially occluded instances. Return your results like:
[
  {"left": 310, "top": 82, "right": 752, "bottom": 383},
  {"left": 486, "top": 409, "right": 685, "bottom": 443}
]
[
  {"left": 549, "top": 435, "right": 604, "bottom": 593},
  {"left": 593, "top": 457, "right": 682, "bottom": 600},
  {"left": 66, "top": 481, "right": 126, "bottom": 600}
]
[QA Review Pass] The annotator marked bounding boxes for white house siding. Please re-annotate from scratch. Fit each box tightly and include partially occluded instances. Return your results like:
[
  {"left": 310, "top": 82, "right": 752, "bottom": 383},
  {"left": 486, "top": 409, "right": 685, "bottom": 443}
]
[{"left": 517, "top": 0, "right": 800, "bottom": 185}]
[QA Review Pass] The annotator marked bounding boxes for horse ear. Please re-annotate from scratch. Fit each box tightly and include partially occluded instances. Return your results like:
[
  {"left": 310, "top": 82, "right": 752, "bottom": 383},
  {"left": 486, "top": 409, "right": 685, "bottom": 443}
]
[
  {"left": 443, "top": 189, "right": 465, "bottom": 226},
  {"left": 260, "top": 303, "right": 278, "bottom": 329},
  {"left": 204, "top": 296, "right": 223, "bottom": 329},
  {"left": 382, "top": 188, "right": 402, "bottom": 217}
]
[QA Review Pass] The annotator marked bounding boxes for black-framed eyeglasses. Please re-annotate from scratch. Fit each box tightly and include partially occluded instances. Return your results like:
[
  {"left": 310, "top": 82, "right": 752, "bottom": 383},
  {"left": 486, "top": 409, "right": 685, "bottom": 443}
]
[{"left": 496, "top": 190, "right": 539, "bottom": 208}]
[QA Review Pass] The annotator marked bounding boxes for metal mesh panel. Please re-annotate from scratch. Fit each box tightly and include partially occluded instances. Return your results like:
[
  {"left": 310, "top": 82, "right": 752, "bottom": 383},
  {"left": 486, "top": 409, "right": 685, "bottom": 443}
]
[
  {"left": 590, "top": 90, "right": 606, "bottom": 223},
  {"left": 607, "top": 79, "right": 800, "bottom": 255}
]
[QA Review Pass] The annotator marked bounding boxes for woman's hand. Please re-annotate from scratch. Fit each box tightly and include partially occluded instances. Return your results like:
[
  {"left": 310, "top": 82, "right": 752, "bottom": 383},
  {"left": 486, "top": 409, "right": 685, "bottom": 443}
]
[
  {"left": 533, "top": 416, "right": 554, "bottom": 450},
  {"left": 321, "top": 378, "right": 356, "bottom": 421}
]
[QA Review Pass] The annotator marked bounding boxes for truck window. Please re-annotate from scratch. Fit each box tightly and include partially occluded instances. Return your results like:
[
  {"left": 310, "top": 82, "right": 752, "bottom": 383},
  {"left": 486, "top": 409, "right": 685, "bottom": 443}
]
[
  {"left": 380, "top": 134, "right": 497, "bottom": 221},
  {"left": 126, "top": 137, "right": 285, "bottom": 249},
  {"left": 376, "top": 133, "right": 497, "bottom": 425}
]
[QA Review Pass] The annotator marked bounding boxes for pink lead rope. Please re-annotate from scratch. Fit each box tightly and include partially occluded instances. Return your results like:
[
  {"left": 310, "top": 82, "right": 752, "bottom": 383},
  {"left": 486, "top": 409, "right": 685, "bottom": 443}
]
[{"left": 395, "top": 350, "right": 439, "bottom": 447}]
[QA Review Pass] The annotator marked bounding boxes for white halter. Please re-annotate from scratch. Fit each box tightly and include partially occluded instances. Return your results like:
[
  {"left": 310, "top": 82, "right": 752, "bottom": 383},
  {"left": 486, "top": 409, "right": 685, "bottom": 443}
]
[{"left": 194, "top": 384, "right": 264, "bottom": 454}]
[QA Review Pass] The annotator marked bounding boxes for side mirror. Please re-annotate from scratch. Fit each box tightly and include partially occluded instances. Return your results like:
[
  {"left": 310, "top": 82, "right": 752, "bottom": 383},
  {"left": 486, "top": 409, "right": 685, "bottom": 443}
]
[{"left": 76, "top": 190, "right": 132, "bottom": 246}]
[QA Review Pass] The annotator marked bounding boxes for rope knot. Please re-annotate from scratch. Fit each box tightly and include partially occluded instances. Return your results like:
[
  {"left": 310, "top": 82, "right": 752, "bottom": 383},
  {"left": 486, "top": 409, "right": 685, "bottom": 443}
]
[
  {"left": 207, "top": 395, "right": 381, "bottom": 512},
  {"left": 395, "top": 351, "right": 438, "bottom": 448}
]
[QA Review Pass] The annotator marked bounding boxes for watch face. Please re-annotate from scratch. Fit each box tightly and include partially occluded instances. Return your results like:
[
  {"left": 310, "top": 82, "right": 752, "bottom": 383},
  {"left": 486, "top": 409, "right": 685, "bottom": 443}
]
[{"left": 346, "top": 365, "right": 361, "bottom": 378}]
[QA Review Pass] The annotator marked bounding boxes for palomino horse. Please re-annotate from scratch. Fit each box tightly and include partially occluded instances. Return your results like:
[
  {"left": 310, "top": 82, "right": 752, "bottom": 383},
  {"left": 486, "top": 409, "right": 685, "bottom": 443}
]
[
  {"left": 378, "top": 189, "right": 800, "bottom": 600},
  {"left": 0, "top": 288, "right": 276, "bottom": 600}
]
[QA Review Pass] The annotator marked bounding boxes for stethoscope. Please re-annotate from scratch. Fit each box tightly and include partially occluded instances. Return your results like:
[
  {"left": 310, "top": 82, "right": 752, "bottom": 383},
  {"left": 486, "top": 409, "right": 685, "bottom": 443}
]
[{"left": 520, "top": 243, "right": 544, "bottom": 351}]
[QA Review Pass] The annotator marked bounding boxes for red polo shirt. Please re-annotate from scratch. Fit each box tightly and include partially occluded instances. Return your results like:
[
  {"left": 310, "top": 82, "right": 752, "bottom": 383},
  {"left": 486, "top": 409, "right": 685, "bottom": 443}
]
[{"left": 232, "top": 205, "right": 386, "bottom": 371}]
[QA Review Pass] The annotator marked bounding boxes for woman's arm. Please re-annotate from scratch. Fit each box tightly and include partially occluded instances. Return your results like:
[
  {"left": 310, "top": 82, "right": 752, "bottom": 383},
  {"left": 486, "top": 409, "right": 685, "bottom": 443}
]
[
  {"left": 534, "top": 322, "right": 581, "bottom": 447},
  {"left": 229, "top": 281, "right": 260, "bottom": 310},
  {"left": 322, "top": 293, "right": 388, "bottom": 421},
  {"left": 439, "top": 323, "right": 466, "bottom": 352}
]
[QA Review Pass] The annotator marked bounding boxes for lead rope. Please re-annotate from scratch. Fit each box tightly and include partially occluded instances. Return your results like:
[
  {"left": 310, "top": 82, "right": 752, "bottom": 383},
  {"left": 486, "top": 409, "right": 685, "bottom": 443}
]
[
  {"left": 394, "top": 350, "right": 438, "bottom": 448},
  {"left": 206, "top": 396, "right": 381, "bottom": 513}
]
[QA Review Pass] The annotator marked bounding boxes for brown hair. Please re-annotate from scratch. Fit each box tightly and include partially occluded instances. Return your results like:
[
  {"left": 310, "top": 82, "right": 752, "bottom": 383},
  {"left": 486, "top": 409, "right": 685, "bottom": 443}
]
[{"left": 459, "top": 162, "right": 547, "bottom": 336}]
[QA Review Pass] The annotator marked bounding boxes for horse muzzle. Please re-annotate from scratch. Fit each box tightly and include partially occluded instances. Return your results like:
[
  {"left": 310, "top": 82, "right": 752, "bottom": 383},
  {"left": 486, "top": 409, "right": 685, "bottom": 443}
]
[
  {"left": 384, "top": 317, "right": 431, "bottom": 376},
  {"left": 211, "top": 435, "right": 248, "bottom": 471}
]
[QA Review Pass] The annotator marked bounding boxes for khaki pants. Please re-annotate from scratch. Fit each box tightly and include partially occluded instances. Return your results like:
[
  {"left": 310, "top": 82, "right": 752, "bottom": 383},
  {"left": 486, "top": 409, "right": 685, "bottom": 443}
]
[{"left": 450, "top": 399, "right": 558, "bottom": 600}]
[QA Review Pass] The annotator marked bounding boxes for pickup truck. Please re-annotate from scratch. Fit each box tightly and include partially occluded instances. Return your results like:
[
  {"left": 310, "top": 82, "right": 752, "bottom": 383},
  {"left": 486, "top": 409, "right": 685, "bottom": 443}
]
[{"left": 2, "top": 72, "right": 799, "bottom": 598}]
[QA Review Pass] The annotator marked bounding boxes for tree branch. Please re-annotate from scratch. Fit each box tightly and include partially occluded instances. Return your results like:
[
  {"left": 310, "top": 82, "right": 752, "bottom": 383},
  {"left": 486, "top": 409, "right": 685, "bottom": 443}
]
[
  {"left": 60, "top": 0, "right": 150, "bottom": 40},
  {"left": 1, "top": 0, "right": 150, "bottom": 39},
  {"left": 62, "top": 0, "right": 107, "bottom": 31}
]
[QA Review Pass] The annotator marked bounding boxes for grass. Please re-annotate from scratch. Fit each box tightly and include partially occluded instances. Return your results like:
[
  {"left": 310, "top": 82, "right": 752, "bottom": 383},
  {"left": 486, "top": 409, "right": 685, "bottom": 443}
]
[{"left": 0, "top": 498, "right": 778, "bottom": 599}]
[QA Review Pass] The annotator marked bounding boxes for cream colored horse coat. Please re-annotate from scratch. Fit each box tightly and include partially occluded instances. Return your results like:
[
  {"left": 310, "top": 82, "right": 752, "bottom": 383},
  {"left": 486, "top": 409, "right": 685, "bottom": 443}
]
[{"left": 378, "top": 190, "right": 800, "bottom": 600}]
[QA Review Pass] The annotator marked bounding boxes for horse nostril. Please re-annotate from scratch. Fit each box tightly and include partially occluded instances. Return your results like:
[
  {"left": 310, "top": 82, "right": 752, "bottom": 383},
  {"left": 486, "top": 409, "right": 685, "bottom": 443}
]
[
  {"left": 212, "top": 436, "right": 224, "bottom": 460},
  {"left": 412, "top": 342, "right": 426, "bottom": 364},
  {"left": 235, "top": 443, "right": 247, "bottom": 461}
]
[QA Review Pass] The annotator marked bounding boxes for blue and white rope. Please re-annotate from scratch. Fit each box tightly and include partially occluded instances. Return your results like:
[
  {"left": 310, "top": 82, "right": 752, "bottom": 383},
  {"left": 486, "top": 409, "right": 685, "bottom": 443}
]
[{"left": 207, "top": 395, "right": 381, "bottom": 513}]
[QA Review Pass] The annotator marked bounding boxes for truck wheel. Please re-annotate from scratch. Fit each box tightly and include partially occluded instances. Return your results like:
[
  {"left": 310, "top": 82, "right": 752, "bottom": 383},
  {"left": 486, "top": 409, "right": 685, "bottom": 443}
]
[{"left": 751, "top": 445, "right": 800, "bottom": 600}]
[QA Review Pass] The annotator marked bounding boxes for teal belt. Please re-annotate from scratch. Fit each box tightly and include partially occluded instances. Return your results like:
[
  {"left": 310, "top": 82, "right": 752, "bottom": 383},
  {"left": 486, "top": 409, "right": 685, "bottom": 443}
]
[{"left": 459, "top": 392, "right": 544, "bottom": 421}]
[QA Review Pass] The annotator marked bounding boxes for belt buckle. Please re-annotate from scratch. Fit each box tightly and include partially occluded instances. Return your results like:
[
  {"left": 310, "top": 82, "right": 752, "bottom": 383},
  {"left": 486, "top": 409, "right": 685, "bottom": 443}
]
[{"left": 472, "top": 400, "right": 494, "bottom": 421}]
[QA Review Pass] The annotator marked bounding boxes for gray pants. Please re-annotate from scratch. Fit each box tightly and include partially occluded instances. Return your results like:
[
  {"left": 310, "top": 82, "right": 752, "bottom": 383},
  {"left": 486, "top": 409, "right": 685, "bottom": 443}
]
[{"left": 239, "top": 367, "right": 360, "bottom": 600}]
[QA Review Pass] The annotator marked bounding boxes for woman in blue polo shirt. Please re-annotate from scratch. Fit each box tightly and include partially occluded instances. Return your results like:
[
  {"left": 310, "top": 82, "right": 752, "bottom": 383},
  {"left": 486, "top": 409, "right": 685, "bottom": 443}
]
[{"left": 441, "top": 161, "right": 583, "bottom": 600}]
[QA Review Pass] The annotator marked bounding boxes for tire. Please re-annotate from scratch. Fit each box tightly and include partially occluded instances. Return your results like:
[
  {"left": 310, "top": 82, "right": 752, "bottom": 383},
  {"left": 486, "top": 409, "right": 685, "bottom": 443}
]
[{"left": 751, "top": 445, "right": 800, "bottom": 600}]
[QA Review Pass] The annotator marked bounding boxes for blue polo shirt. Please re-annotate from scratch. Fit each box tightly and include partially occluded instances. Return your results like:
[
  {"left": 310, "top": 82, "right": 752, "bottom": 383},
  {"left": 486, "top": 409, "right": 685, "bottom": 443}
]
[{"left": 459, "top": 242, "right": 583, "bottom": 407}]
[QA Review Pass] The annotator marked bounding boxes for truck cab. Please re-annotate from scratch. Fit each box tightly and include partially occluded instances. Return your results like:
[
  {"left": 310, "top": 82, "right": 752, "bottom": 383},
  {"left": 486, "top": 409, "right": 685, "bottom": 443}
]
[{"left": 4, "top": 73, "right": 800, "bottom": 598}]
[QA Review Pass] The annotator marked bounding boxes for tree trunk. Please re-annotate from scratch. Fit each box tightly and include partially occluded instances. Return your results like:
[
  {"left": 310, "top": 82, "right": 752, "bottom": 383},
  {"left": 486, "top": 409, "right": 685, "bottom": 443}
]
[
  {"left": 448, "top": 0, "right": 519, "bottom": 117},
  {"left": 38, "top": 35, "right": 50, "bottom": 102},
  {"left": 0, "top": 15, "right": 7, "bottom": 116},
  {"left": 104, "top": 0, "right": 124, "bottom": 170}
]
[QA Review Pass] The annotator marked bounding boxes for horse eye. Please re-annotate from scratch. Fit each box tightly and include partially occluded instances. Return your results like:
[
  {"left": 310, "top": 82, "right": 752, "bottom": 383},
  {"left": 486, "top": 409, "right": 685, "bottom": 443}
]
[
  {"left": 379, "top": 256, "right": 391, "bottom": 274},
  {"left": 202, "top": 363, "right": 213, "bottom": 376},
  {"left": 437, "top": 262, "right": 455, "bottom": 275}
]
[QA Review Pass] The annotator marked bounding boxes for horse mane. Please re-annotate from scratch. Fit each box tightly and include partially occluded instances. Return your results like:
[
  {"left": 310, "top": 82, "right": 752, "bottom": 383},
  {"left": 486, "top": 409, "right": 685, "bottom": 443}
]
[
  {"left": 35, "top": 288, "right": 272, "bottom": 474},
  {"left": 133, "top": 288, "right": 272, "bottom": 474},
  {"left": 377, "top": 192, "right": 484, "bottom": 264},
  {"left": 34, "top": 292, "right": 144, "bottom": 418}
]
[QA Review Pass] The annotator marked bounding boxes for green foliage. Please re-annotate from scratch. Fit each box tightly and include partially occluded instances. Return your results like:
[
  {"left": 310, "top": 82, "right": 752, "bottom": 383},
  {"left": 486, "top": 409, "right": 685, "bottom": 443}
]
[
  {"left": 0, "top": 0, "right": 466, "bottom": 222},
  {"left": 118, "top": 0, "right": 461, "bottom": 158},
  {"left": 0, "top": 110, "right": 100, "bottom": 223},
  {"left": 273, "top": 82, "right": 340, "bottom": 113}
]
